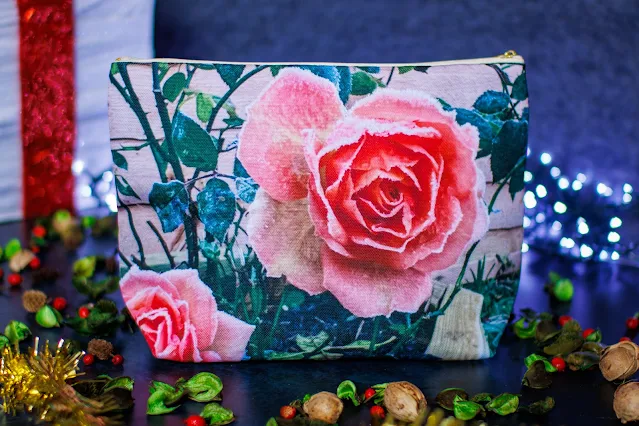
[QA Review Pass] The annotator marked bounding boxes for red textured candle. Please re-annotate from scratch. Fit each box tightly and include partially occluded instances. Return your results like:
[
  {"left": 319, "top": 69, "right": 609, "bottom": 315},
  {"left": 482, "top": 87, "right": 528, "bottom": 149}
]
[{"left": 18, "top": 0, "right": 75, "bottom": 218}]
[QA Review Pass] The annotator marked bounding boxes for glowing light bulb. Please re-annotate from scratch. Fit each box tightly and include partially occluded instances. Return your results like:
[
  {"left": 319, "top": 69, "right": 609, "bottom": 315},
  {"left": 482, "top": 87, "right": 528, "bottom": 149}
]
[
  {"left": 550, "top": 167, "right": 561, "bottom": 178},
  {"left": 551, "top": 221, "right": 562, "bottom": 231},
  {"left": 524, "top": 191, "right": 537, "bottom": 209},
  {"left": 611, "top": 251, "right": 620, "bottom": 261},
  {"left": 596, "top": 183, "right": 608, "bottom": 195},
  {"left": 536, "top": 184, "right": 547, "bottom": 198},
  {"left": 524, "top": 171, "right": 533, "bottom": 182},
  {"left": 523, "top": 216, "right": 531, "bottom": 228},
  {"left": 522, "top": 243, "right": 529, "bottom": 253},
  {"left": 105, "top": 193, "right": 118, "bottom": 212},
  {"left": 80, "top": 185, "right": 92, "bottom": 197},
  {"left": 576, "top": 173, "right": 587, "bottom": 183},
  {"left": 608, "top": 232, "right": 621, "bottom": 243},
  {"left": 623, "top": 183, "right": 633, "bottom": 193},
  {"left": 623, "top": 193, "right": 632, "bottom": 203},
  {"left": 578, "top": 221, "right": 589, "bottom": 234},
  {"left": 540, "top": 152, "right": 552, "bottom": 165},
  {"left": 610, "top": 217, "right": 622, "bottom": 228},
  {"left": 572, "top": 180, "right": 583, "bottom": 191},
  {"left": 558, "top": 177, "right": 569, "bottom": 189},
  {"left": 580, "top": 244, "right": 593, "bottom": 258},
  {"left": 554, "top": 202, "right": 567, "bottom": 214},
  {"left": 103, "top": 171, "right": 114, "bottom": 182},
  {"left": 535, "top": 213, "right": 546, "bottom": 223},
  {"left": 560, "top": 237, "right": 575, "bottom": 249},
  {"left": 599, "top": 250, "right": 609, "bottom": 261},
  {"left": 72, "top": 160, "right": 85, "bottom": 175}
]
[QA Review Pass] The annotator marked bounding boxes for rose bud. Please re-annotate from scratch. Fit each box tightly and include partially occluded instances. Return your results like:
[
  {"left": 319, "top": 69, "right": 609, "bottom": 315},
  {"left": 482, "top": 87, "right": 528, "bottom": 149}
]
[
  {"left": 303, "top": 392, "right": 343, "bottom": 424},
  {"left": 614, "top": 381, "right": 639, "bottom": 424},
  {"left": 383, "top": 381, "right": 427, "bottom": 422},
  {"left": 600, "top": 341, "right": 639, "bottom": 381}
]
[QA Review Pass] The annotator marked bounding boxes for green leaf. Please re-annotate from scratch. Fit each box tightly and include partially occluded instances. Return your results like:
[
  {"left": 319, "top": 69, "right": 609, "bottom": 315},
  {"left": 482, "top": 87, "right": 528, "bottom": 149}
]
[
  {"left": 196, "top": 93, "right": 214, "bottom": 122},
  {"left": 491, "top": 120, "right": 527, "bottom": 182},
  {"left": 195, "top": 63, "right": 216, "bottom": 71},
  {"left": 157, "top": 63, "right": 170, "bottom": 81},
  {"left": 147, "top": 380, "right": 185, "bottom": 414},
  {"left": 310, "top": 352, "right": 343, "bottom": 360},
  {"left": 513, "top": 317, "right": 538, "bottom": 339},
  {"left": 197, "top": 178, "right": 236, "bottom": 241},
  {"left": 270, "top": 65, "right": 284, "bottom": 76},
  {"left": 586, "top": 328, "right": 602, "bottom": 343},
  {"left": 454, "top": 108, "right": 495, "bottom": 159},
  {"left": 282, "top": 288, "right": 306, "bottom": 308},
  {"left": 522, "top": 360, "right": 552, "bottom": 389},
  {"left": 172, "top": 112, "right": 218, "bottom": 171},
  {"left": 110, "top": 63, "right": 119, "bottom": 76},
  {"left": 486, "top": 393, "right": 519, "bottom": 415},
  {"left": 356, "top": 66, "right": 380, "bottom": 73},
  {"left": 336, "top": 66, "right": 352, "bottom": 104},
  {"left": 508, "top": 158, "right": 526, "bottom": 199},
  {"left": 436, "top": 388, "right": 469, "bottom": 411},
  {"left": 453, "top": 395, "right": 483, "bottom": 421},
  {"left": 397, "top": 66, "right": 414, "bottom": 74},
  {"left": 4, "top": 238, "right": 21, "bottom": 259},
  {"left": 185, "top": 372, "right": 223, "bottom": 402},
  {"left": 511, "top": 73, "right": 528, "bottom": 101},
  {"left": 147, "top": 388, "right": 180, "bottom": 415},
  {"left": 471, "top": 393, "right": 493, "bottom": 404},
  {"left": 73, "top": 256, "right": 97, "bottom": 278},
  {"left": 566, "top": 351, "right": 600, "bottom": 371},
  {"left": 535, "top": 319, "right": 560, "bottom": 345},
  {"left": 162, "top": 72, "right": 187, "bottom": 102},
  {"left": 351, "top": 72, "right": 378, "bottom": 96},
  {"left": 234, "top": 158, "right": 250, "bottom": 178},
  {"left": 296, "top": 331, "right": 330, "bottom": 352},
  {"left": 0, "top": 335, "right": 9, "bottom": 350},
  {"left": 414, "top": 66, "right": 430, "bottom": 73},
  {"left": 543, "top": 330, "right": 583, "bottom": 356},
  {"left": 36, "top": 305, "right": 62, "bottom": 328},
  {"left": 520, "top": 396, "right": 555, "bottom": 415},
  {"left": 4, "top": 321, "right": 30, "bottom": 344},
  {"left": 199, "top": 240, "right": 220, "bottom": 260},
  {"left": 236, "top": 177, "right": 258, "bottom": 203},
  {"left": 266, "top": 418, "right": 278, "bottom": 426},
  {"left": 200, "top": 402, "right": 235, "bottom": 425},
  {"left": 115, "top": 175, "right": 140, "bottom": 199},
  {"left": 112, "top": 151, "right": 128, "bottom": 170},
  {"left": 582, "top": 341, "right": 605, "bottom": 355},
  {"left": 103, "top": 376, "right": 135, "bottom": 393},
  {"left": 473, "top": 90, "right": 510, "bottom": 114},
  {"left": 337, "top": 380, "right": 360, "bottom": 406},
  {"left": 215, "top": 64, "right": 245, "bottom": 87},
  {"left": 223, "top": 117, "right": 244, "bottom": 127},
  {"left": 524, "top": 354, "right": 557, "bottom": 373},
  {"left": 149, "top": 181, "right": 189, "bottom": 233},
  {"left": 265, "top": 351, "right": 305, "bottom": 361}
]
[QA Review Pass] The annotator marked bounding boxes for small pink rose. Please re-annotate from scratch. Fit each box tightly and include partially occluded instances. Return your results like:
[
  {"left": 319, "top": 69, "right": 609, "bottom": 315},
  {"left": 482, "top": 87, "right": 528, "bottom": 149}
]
[
  {"left": 240, "top": 69, "right": 488, "bottom": 318},
  {"left": 120, "top": 267, "right": 255, "bottom": 362}
]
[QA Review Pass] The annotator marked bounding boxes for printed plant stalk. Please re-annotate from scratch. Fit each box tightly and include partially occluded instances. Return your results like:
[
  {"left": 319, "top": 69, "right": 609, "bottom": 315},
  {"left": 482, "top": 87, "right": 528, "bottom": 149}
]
[
  {"left": 117, "top": 193, "right": 147, "bottom": 268},
  {"left": 147, "top": 220, "right": 176, "bottom": 269}
]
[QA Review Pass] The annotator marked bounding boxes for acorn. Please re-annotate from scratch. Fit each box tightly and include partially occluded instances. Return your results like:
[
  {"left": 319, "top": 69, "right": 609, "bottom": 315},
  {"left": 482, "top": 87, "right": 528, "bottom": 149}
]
[
  {"left": 383, "top": 381, "right": 427, "bottom": 422},
  {"left": 303, "top": 392, "right": 343, "bottom": 423},
  {"left": 87, "top": 339, "right": 114, "bottom": 360},
  {"left": 22, "top": 290, "right": 47, "bottom": 313},
  {"left": 614, "top": 381, "right": 639, "bottom": 424},
  {"left": 599, "top": 341, "right": 639, "bottom": 381}
]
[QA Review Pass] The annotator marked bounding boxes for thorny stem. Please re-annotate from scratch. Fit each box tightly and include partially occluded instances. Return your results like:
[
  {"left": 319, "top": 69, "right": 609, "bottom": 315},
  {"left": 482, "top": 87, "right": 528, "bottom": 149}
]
[
  {"left": 117, "top": 249, "right": 133, "bottom": 269},
  {"left": 206, "top": 65, "right": 269, "bottom": 133},
  {"left": 147, "top": 220, "right": 176, "bottom": 269},
  {"left": 114, "top": 63, "right": 169, "bottom": 183}
]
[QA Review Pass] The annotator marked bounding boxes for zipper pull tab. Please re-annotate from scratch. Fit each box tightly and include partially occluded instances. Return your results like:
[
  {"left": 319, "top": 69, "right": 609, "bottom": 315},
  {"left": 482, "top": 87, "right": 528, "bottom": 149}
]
[{"left": 499, "top": 50, "right": 518, "bottom": 58}]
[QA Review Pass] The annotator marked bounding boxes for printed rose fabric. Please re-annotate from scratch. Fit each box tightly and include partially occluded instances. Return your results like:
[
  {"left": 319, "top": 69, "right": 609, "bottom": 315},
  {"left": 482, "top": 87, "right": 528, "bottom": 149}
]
[
  {"left": 240, "top": 68, "right": 489, "bottom": 318},
  {"left": 120, "top": 267, "right": 255, "bottom": 362}
]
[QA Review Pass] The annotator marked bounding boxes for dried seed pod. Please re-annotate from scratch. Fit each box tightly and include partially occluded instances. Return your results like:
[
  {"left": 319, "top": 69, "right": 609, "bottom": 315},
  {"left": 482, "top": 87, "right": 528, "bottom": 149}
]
[
  {"left": 22, "top": 290, "right": 47, "bottom": 313},
  {"left": 383, "top": 381, "right": 427, "bottom": 422},
  {"left": 303, "top": 392, "right": 343, "bottom": 423},
  {"left": 87, "top": 339, "right": 114, "bottom": 360},
  {"left": 600, "top": 341, "right": 639, "bottom": 381},
  {"left": 9, "top": 249, "right": 35, "bottom": 272},
  {"left": 614, "top": 381, "right": 639, "bottom": 424}
]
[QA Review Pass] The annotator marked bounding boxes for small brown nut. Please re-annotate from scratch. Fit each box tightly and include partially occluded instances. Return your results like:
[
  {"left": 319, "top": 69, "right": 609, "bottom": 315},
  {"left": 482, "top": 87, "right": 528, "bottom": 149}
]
[
  {"left": 600, "top": 341, "right": 639, "bottom": 381},
  {"left": 303, "top": 391, "right": 343, "bottom": 423},
  {"left": 614, "top": 381, "right": 639, "bottom": 424},
  {"left": 9, "top": 249, "right": 35, "bottom": 272},
  {"left": 383, "top": 381, "right": 427, "bottom": 422}
]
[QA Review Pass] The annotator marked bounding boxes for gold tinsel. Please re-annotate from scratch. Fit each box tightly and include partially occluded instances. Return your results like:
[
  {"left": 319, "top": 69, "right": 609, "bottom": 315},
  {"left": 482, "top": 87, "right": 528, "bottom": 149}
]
[{"left": 0, "top": 337, "right": 119, "bottom": 426}]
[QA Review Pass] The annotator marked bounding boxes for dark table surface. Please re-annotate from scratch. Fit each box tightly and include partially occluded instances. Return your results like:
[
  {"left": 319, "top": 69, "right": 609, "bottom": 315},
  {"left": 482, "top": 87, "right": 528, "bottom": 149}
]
[{"left": 1, "top": 220, "right": 637, "bottom": 426}]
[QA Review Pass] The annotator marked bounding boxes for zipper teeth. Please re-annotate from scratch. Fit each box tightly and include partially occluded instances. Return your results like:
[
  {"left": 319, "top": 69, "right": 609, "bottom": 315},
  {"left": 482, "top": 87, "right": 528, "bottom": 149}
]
[{"left": 114, "top": 55, "right": 525, "bottom": 67}]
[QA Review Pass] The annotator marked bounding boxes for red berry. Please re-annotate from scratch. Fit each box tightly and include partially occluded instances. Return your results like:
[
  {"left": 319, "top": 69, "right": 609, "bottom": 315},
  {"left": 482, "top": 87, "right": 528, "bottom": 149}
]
[
  {"left": 78, "top": 307, "right": 90, "bottom": 319},
  {"left": 29, "top": 257, "right": 41, "bottom": 269},
  {"left": 7, "top": 273, "right": 22, "bottom": 287},
  {"left": 83, "top": 354, "right": 95, "bottom": 366},
  {"left": 52, "top": 297, "right": 67, "bottom": 311},
  {"left": 370, "top": 405, "right": 385, "bottom": 418},
  {"left": 558, "top": 315, "right": 573, "bottom": 327},
  {"left": 31, "top": 245, "right": 40, "bottom": 254},
  {"left": 32, "top": 225, "right": 47, "bottom": 239},
  {"left": 364, "top": 387, "right": 376, "bottom": 400},
  {"left": 582, "top": 328, "right": 596, "bottom": 338},
  {"left": 627, "top": 318, "right": 639, "bottom": 330},
  {"left": 112, "top": 354, "right": 124, "bottom": 366},
  {"left": 279, "top": 405, "right": 296, "bottom": 419},
  {"left": 183, "top": 415, "right": 206, "bottom": 426},
  {"left": 620, "top": 337, "right": 632, "bottom": 342},
  {"left": 551, "top": 357, "right": 566, "bottom": 372}
]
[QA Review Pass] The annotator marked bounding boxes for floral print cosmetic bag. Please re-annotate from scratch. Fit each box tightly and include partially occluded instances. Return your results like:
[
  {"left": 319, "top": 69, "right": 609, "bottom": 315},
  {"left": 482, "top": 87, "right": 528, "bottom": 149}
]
[{"left": 108, "top": 51, "right": 528, "bottom": 362}]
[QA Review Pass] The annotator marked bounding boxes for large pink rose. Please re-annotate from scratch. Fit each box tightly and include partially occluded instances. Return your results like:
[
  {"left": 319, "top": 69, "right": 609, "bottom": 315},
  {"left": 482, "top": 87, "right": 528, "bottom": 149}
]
[
  {"left": 239, "top": 68, "right": 488, "bottom": 318},
  {"left": 120, "top": 267, "right": 255, "bottom": 362}
]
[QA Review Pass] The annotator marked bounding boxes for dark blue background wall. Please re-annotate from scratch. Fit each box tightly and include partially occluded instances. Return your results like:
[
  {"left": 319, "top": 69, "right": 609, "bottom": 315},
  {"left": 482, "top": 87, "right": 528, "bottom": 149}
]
[{"left": 154, "top": 0, "right": 639, "bottom": 190}]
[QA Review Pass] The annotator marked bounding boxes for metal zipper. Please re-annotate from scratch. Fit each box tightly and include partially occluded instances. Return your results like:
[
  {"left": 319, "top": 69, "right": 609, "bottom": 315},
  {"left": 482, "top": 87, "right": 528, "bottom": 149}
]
[{"left": 115, "top": 50, "right": 524, "bottom": 66}]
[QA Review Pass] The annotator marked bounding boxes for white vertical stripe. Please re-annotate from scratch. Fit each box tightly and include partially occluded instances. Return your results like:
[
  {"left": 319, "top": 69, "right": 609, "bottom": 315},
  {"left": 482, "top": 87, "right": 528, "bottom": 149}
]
[
  {"left": 74, "top": 0, "right": 154, "bottom": 210},
  {"left": 0, "top": 1, "right": 22, "bottom": 222}
]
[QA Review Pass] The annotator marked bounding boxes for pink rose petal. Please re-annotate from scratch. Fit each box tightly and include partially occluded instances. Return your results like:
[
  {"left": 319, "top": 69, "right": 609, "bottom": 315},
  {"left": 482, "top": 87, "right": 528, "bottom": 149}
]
[
  {"left": 238, "top": 68, "right": 345, "bottom": 201},
  {"left": 208, "top": 312, "right": 257, "bottom": 361}
]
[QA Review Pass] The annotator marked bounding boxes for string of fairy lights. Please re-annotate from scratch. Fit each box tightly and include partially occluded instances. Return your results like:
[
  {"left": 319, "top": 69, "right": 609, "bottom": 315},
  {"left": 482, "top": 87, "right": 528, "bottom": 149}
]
[{"left": 72, "top": 150, "right": 638, "bottom": 265}]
